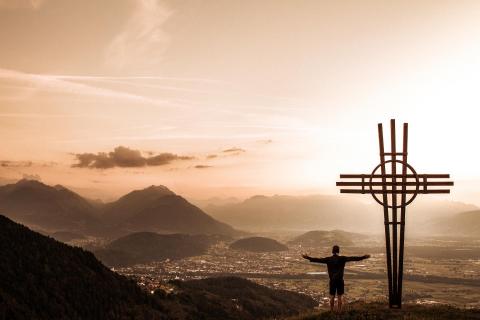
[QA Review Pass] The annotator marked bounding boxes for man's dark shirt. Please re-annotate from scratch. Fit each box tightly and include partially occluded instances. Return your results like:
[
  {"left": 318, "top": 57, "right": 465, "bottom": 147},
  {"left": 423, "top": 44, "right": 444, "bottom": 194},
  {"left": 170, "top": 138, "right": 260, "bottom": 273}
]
[{"left": 307, "top": 254, "right": 367, "bottom": 281}]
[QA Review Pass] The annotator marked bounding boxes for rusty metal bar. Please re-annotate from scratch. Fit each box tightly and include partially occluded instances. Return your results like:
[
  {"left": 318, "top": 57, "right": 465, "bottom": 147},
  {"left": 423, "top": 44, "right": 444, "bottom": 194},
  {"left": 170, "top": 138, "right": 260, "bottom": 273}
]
[
  {"left": 378, "top": 123, "right": 394, "bottom": 307},
  {"left": 336, "top": 181, "right": 453, "bottom": 186},
  {"left": 398, "top": 122, "right": 408, "bottom": 307},
  {"left": 390, "top": 119, "right": 398, "bottom": 304},
  {"left": 339, "top": 189, "right": 450, "bottom": 194},
  {"left": 340, "top": 174, "right": 450, "bottom": 179}
]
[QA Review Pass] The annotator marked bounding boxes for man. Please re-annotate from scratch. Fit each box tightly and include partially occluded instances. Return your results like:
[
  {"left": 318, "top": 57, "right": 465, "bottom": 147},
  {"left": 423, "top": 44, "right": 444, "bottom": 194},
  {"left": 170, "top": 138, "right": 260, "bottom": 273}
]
[{"left": 302, "top": 245, "right": 370, "bottom": 312}]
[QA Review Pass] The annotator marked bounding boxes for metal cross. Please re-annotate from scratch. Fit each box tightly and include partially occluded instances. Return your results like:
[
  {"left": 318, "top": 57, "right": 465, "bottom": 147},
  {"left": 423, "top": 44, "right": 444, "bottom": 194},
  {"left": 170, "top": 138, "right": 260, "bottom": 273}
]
[{"left": 336, "top": 119, "right": 453, "bottom": 308}]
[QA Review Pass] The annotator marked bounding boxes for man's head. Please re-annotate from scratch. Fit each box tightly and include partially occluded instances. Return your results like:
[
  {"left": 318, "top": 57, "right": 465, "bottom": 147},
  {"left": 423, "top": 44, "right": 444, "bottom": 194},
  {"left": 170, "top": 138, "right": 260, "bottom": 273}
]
[{"left": 332, "top": 245, "right": 340, "bottom": 255}]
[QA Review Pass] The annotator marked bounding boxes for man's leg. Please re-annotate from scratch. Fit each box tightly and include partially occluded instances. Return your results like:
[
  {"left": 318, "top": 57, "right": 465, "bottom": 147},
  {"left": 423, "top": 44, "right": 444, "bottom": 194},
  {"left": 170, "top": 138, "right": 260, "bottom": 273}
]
[
  {"left": 329, "top": 280, "right": 336, "bottom": 311},
  {"left": 329, "top": 295, "right": 335, "bottom": 311},
  {"left": 337, "top": 280, "right": 345, "bottom": 313},
  {"left": 337, "top": 294, "right": 343, "bottom": 312}
]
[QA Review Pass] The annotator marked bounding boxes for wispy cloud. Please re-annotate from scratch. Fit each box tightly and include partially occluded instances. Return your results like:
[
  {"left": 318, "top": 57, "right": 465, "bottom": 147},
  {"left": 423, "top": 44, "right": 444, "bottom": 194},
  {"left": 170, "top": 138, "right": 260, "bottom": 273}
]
[
  {"left": 0, "top": 0, "right": 46, "bottom": 10},
  {"left": 194, "top": 165, "right": 212, "bottom": 169},
  {"left": 223, "top": 147, "right": 246, "bottom": 153},
  {"left": 105, "top": 0, "right": 172, "bottom": 70},
  {"left": 0, "top": 68, "right": 175, "bottom": 106}
]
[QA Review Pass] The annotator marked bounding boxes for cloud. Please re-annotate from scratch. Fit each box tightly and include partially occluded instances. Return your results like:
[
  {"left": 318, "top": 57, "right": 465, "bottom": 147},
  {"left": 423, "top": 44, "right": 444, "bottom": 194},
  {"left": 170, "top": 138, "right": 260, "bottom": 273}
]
[
  {"left": 194, "top": 165, "right": 212, "bottom": 169},
  {"left": 206, "top": 154, "right": 218, "bottom": 159},
  {"left": 0, "top": 0, "right": 46, "bottom": 10},
  {"left": 257, "top": 139, "right": 273, "bottom": 144},
  {"left": 223, "top": 147, "right": 246, "bottom": 154},
  {"left": 0, "top": 68, "right": 173, "bottom": 106},
  {"left": 105, "top": 0, "right": 172, "bottom": 70},
  {"left": 0, "top": 160, "right": 33, "bottom": 167},
  {"left": 72, "top": 146, "right": 194, "bottom": 169},
  {"left": 146, "top": 153, "right": 194, "bottom": 166}
]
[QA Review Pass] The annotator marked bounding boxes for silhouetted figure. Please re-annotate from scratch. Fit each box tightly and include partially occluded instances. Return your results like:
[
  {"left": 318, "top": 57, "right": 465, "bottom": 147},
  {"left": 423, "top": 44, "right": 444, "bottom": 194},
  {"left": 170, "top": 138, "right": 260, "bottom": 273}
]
[{"left": 302, "top": 245, "right": 370, "bottom": 313}]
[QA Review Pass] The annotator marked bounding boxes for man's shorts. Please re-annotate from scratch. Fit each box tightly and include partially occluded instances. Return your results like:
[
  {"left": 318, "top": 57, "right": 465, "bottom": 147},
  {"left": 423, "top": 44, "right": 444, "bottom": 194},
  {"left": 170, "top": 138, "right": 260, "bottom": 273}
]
[{"left": 329, "top": 279, "right": 344, "bottom": 296}]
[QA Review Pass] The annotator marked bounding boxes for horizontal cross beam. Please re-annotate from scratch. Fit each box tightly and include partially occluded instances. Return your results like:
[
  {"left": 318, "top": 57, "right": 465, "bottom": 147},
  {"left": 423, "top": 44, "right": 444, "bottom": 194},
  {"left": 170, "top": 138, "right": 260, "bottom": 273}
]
[
  {"left": 336, "top": 181, "right": 453, "bottom": 187},
  {"left": 339, "top": 189, "right": 450, "bottom": 194},
  {"left": 340, "top": 174, "right": 450, "bottom": 179}
]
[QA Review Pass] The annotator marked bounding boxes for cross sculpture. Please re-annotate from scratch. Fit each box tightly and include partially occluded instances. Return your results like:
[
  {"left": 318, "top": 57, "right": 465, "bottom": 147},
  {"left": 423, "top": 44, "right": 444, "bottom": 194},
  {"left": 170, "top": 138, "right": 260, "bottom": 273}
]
[{"left": 335, "top": 119, "right": 453, "bottom": 308}]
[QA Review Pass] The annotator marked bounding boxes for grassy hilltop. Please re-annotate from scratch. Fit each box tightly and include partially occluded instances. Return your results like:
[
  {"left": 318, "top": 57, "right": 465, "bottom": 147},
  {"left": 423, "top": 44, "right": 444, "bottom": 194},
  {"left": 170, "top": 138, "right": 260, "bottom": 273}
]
[{"left": 292, "top": 302, "right": 480, "bottom": 320}]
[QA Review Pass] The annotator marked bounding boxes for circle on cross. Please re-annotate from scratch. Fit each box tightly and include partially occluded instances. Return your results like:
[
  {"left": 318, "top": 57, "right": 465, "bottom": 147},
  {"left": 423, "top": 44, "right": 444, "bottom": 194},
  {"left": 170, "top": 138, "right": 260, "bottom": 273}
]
[{"left": 369, "top": 159, "right": 419, "bottom": 209}]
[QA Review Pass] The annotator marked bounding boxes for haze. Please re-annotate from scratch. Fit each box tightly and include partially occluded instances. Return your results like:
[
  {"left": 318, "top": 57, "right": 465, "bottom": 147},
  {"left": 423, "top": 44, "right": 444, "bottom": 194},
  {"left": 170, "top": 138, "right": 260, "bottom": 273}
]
[{"left": 1, "top": 0, "right": 479, "bottom": 204}]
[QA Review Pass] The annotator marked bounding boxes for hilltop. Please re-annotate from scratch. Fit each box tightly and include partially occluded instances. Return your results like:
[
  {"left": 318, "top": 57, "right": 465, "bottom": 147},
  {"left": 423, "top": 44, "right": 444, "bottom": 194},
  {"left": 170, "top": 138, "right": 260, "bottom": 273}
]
[
  {"left": 292, "top": 302, "right": 480, "bottom": 320},
  {"left": 230, "top": 236, "right": 288, "bottom": 252}
]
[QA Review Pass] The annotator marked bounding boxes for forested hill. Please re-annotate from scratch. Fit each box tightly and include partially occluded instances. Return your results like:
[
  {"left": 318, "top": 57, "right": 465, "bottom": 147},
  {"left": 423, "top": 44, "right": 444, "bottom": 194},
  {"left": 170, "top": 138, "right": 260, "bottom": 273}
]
[
  {"left": 0, "top": 215, "right": 315, "bottom": 320},
  {"left": 0, "top": 215, "right": 166, "bottom": 319}
]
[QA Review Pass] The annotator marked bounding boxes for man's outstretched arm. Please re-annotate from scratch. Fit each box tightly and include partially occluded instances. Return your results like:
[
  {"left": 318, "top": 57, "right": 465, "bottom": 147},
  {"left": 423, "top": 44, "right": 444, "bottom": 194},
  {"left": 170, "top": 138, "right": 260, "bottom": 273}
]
[
  {"left": 301, "top": 253, "right": 329, "bottom": 263},
  {"left": 345, "top": 254, "right": 371, "bottom": 262}
]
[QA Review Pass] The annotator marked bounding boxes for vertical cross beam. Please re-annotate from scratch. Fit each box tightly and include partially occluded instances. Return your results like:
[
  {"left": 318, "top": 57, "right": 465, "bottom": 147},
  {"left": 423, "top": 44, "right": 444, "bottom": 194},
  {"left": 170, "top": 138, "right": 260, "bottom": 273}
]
[
  {"left": 377, "top": 123, "right": 394, "bottom": 306},
  {"left": 390, "top": 119, "right": 398, "bottom": 304},
  {"left": 379, "top": 120, "right": 406, "bottom": 308},
  {"left": 398, "top": 123, "right": 408, "bottom": 307}
]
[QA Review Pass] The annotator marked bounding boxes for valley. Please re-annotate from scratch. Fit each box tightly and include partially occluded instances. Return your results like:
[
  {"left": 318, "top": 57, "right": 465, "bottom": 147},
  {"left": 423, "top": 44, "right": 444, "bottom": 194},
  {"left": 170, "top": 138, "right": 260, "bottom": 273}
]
[{"left": 108, "top": 237, "right": 480, "bottom": 309}]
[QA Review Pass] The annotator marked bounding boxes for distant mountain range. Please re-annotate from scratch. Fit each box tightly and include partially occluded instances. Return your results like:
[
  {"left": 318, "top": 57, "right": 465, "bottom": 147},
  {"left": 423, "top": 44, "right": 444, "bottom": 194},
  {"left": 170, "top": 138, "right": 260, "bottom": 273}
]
[
  {"left": 205, "top": 194, "right": 478, "bottom": 236},
  {"left": 1, "top": 179, "right": 478, "bottom": 238},
  {"left": 95, "top": 231, "right": 226, "bottom": 267},
  {"left": 205, "top": 194, "right": 380, "bottom": 232},
  {"left": 230, "top": 237, "right": 288, "bottom": 252},
  {"left": 0, "top": 180, "right": 237, "bottom": 238},
  {"left": 0, "top": 215, "right": 315, "bottom": 319}
]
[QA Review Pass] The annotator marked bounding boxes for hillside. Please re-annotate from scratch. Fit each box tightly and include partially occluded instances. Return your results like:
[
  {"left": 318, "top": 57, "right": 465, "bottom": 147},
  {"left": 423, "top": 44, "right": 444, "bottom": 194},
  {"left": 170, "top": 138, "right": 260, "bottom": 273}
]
[
  {"left": 0, "top": 214, "right": 166, "bottom": 319},
  {"left": 230, "top": 236, "right": 288, "bottom": 252},
  {"left": 0, "top": 215, "right": 315, "bottom": 319},
  {"left": 0, "top": 180, "right": 103, "bottom": 235},
  {"left": 171, "top": 277, "right": 317, "bottom": 319},
  {"left": 94, "top": 231, "right": 220, "bottom": 267},
  {"left": 429, "top": 210, "right": 480, "bottom": 237},
  {"left": 102, "top": 185, "right": 237, "bottom": 237},
  {"left": 292, "top": 302, "right": 480, "bottom": 320}
]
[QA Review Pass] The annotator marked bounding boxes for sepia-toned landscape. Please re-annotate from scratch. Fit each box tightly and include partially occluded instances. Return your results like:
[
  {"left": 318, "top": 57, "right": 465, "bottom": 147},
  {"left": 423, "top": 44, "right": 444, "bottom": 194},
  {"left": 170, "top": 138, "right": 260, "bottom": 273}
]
[{"left": 2, "top": 1, "right": 480, "bottom": 319}]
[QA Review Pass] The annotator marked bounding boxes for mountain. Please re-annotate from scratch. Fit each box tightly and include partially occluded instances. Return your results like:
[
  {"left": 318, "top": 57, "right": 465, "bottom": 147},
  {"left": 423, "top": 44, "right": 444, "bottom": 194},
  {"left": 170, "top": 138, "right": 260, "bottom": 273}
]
[
  {"left": 289, "top": 230, "right": 370, "bottom": 247},
  {"left": 205, "top": 194, "right": 379, "bottom": 232},
  {"left": 205, "top": 194, "right": 477, "bottom": 234},
  {"left": 428, "top": 210, "right": 480, "bottom": 237},
  {"left": 0, "top": 180, "right": 238, "bottom": 238},
  {"left": 94, "top": 231, "right": 223, "bottom": 267},
  {"left": 230, "top": 236, "right": 288, "bottom": 252},
  {"left": 102, "top": 185, "right": 237, "bottom": 237},
  {"left": 0, "top": 215, "right": 315, "bottom": 319},
  {"left": 0, "top": 179, "right": 103, "bottom": 235}
]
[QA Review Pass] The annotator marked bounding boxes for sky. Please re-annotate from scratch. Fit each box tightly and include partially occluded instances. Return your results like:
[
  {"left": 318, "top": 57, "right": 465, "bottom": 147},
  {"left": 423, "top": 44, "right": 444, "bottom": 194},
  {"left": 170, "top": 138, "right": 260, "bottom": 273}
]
[{"left": 1, "top": 0, "right": 480, "bottom": 203}]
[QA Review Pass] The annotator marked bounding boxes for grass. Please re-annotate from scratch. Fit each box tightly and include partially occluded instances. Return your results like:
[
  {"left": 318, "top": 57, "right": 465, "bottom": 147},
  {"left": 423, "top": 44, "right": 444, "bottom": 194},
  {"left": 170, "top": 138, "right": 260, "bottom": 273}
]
[{"left": 290, "top": 301, "right": 480, "bottom": 320}]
